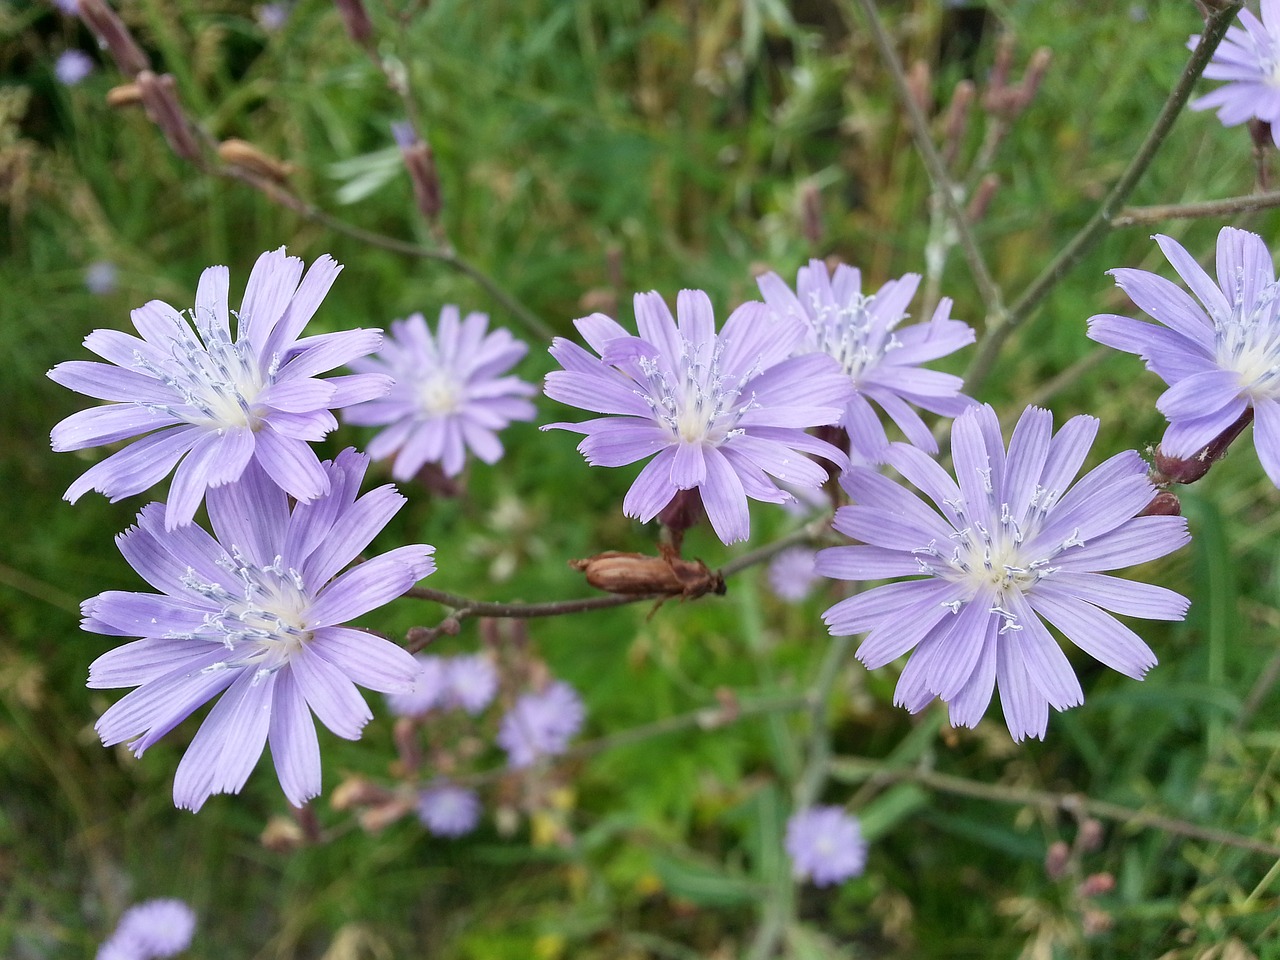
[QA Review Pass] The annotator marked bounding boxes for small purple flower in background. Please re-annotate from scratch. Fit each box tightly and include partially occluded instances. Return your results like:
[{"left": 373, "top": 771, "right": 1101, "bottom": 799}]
[
  {"left": 497, "top": 681, "right": 585, "bottom": 768},
  {"left": 98, "top": 899, "right": 196, "bottom": 960},
  {"left": 818, "top": 404, "right": 1190, "bottom": 741},
  {"left": 52, "top": 0, "right": 80, "bottom": 15},
  {"left": 544, "top": 290, "right": 854, "bottom": 544},
  {"left": 344, "top": 307, "right": 536, "bottom": 480},
  {"left": 785, "top": 807, "right": 867, "bottom": 887},
  {"left": 767, "top": 546, "right": 821, "bottom": 602},
  {"left": 256, "top": 2, "right": 290, "bottom": 31},
  {"left": 49, "top": 248, "right": 390, "bottom": 529},
  {"left": 417, "top": 781, "right": 482, "bottom": 837},
  {"left": 1188, "top": 1, "right": 1280, "bottom": 147},
  {"left": 757, "top": 260, "right": 975, "bottom": 463},
  {"left": 385, "top": 654, "right": 449, "bottom": 718},
  {"left": 83, "top": 449, "right": 434, "bottom": 811},
  {"left": 55, "top": 49, "right": 94, "bottom": 86},
  {"left": 1089, "top": 227, "right": 1280, "bottom": 486},
  {"left": 85, "top": 260, "right": 119, "bottom": 296},
  {"left": 444, "top": 654, "right": 499, "bottom": 714}
]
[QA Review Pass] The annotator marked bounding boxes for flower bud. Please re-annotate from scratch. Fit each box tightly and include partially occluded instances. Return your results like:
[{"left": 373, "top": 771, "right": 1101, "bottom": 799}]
[
  {"left": 217, "top": 137, "right": 294, "bottom": 183},
  {"left": 137, "top": 71, "right": 201, "bottom": 162},
  {"left": 1077, "top": 872, "right": 1116, "bottom": 898},
  {"left": 105, "top": 82, "right": 142, "bottom": 108},
  {"left": 333, "top": 0, "right": 373, "bottom": 47},
  {"left": 77, "top": 0, "right": 149, "bottom": 77},
  {"left": 260, "top": 815, "right": 306, "bottom": 853},
  {"left": 570, "top": 550, "right": 725, "bottom": 600},
  {"left": 1045, "top": 840, "right": 1071, "bottom": 880},
  {"left": 1076, "top": 817, "right": 1104, "bottom": 853}
]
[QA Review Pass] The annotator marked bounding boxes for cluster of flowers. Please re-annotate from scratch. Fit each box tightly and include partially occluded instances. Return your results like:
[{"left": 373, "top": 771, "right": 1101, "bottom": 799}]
[
  {"left": 97, "top": 899, "right": 195, "bottom": 960},
  {"left": 384, "top": 652, "right": 585, "bottom": 837}
]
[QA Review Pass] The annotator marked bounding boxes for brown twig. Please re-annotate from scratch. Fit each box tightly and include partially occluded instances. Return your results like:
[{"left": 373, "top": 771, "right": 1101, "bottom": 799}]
[{"left": 1113, "top": 190, "right": 1280, "bottom": 227}]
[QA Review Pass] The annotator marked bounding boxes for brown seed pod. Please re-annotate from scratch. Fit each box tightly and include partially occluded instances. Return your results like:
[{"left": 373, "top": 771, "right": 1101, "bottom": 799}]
[
  {"left": 105, "top": 83, "right": 143, "bottom": 108},
  {"left": 217, "top": 138, "right": 295, "bottom": 184},
  {"left": 570, "top": 551, "right": 725, "bottom": 600}
]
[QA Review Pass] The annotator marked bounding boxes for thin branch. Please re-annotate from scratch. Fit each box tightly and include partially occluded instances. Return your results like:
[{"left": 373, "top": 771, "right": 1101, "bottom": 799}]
[
  {"left": 845, "top": 0, "right": 1005, "bottom": 321},
  {"left": 1113, "top": 189, "right": 1280, "bottom": 227},
  {"left": 963, "top": 1, "right": 1243, "bottom": 394},
  {"left": 831, "top": 759, "right": 1280, "bottom": 859}
]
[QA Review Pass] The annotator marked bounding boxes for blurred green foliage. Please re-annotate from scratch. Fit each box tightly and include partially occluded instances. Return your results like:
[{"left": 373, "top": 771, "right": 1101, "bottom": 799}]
[{"left": 2, "top": 0, "right": 1278, "bottom": 957}]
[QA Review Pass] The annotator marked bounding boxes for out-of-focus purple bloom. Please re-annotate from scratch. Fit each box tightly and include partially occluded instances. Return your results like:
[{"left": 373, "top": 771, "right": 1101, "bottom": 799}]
[
  {"left": 49, "top": 248, "right": 391, "bottom": 529},
  {"left": 544, "top": 290, "right": 854, "bottom": 544},
  {"left": 496, "top": 681, "right": 585, "bottom": 768},
  {"left": 55, "top": 49, "right": 94, "bottom": 85},
  {"left": 757, "top": 260, "right": 975, "bottom": 463},
  {"left": 390, "top": 120, "right": 418, "bottom": 150},
  {"left": 82, "top": 449, "right": 433, "bottom": 811},
  {"left": 100, "top": 899, "right": 196, "bottom": 960},
  {"left": 385, "top": 654, "right": 448, "bottom": 717},
  {"left": 417, "top": 781, "right": 481, "bottom": 837},
  {"left": 1189, "top": 1, "right": 1280, "bottom": 147},
  {"left": 85, "top": 260, "right": 119, "bottom": 296},
  {"left": 53, "top": 0, "right": 80, "bottom": 15},
  {"left": 817, "top": 404, "right": 1191, "bottom": 741},
  {"left": 256, "top": 2, "right": 289, "bottom": 31},
  {"left": 767, "top": 546, "right": 820, "bottom": 602},
  {"left": 444, "top": 654, "right": 498, "bottom": 714},
  {"left": 344, "top": 307, "right": 536, "bottom": 480},
  {"left": 785, "top": 807, "right": 867, "bottom": 887},
  {"left": 1089, "top": 227, "right": 1280, "bottom": 486}
]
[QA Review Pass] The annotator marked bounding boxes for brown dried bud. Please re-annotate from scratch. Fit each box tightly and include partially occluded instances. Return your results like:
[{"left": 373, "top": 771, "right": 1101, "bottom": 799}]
[
  {"left": 1139, "top": 490, "right": 1182, "bottom": 517},
  {"left": 217, "top": 138, "right": 294, "bottom": 183},
  {"left": 137, "top": 71, "right": 201, "bottom": 162},
  {"left": 800, "top": 181, "right": 824, "bottom": 249},
  {"left": 657, "top": 488, "right": 706, "bottom": 544},
  {"left": 966, "top": 173, "right": 999, "bottom": 223},
  {"left": 78, "top": 0, "right": 149, "bottom": 77},
  {"left": 1076, "top": 818, "right": 1105, "bottom": 853},
  {"left": 260, "top": 814, "right": 306, "bottom": 853},
  {"left": 1013, "top": 47, "right": 1052, "bottom": 112},
  {"left": 1082, "top": 908, "right": 1113, "bottom": 936},
  {"left": 570, "top": 550, "right": 725, "bottom": 600},
  {"left": 1077, "top": 872, "right": 1116, "bottom": 898},
  {"left": 331, "top": 776, "right": 394, "bottom": 811},
  {"left": 907, "top": 60, "right": 932, "bottom": 114},
  {"left": 105, "top": 83, "right": 143, "bottom": 108},
  {"left": 393, "top": 716, "right": 422, "bottom": 774},
  {"left": 1045, "top": 840, "right": 1071, "bottom": 880},
  {"left": 358, "top": 797, "right": 414, "bottom": 832},
  {"left": 1249, "top": 118, "right": 1273, "bottom": 152},
  {"left": 942, "top": 79, "right": 976, "bottom": 168},
  {"left": 333, "top": 0, "right": 374, "bottom": 47},
  {"left": 983, "top": 34, "right": 1016, "bottom": 111}
]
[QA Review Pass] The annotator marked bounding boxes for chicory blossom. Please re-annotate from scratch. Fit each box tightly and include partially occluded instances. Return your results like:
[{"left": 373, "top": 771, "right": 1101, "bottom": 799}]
[
  {"left": 83, "top": 449, "right": 433, "bottom": 811},
  {"left": 543, "top": 290, "right": 853, "bottom": 543},
  {"left": 55, "top": 49, "right": 94, "bottom": 86},
  {"left": 417, "top": 781, "right": 482, "bottom": 837},
  {"left": 49, "top": 248, "right": 391, "bottom": 529},
  {"left": 345, "top": 307, "right": 536, "bottom": 479},
  {"left": 496, "top": 681, "right": 585, "bottom": 768},
  {"left": 385, "top": 654, "right": 449, "bottom": 718},
  {"left": 1188, "top": 1, "right": 1280, "bottom": 147},
  {"left": 785, "top": 807, "right": 867, "bottom": 887},
  {"left": 767, "top": 546, "right": 821, "bottom": 602},
  {"left": 817, "top": 404, "right": 1190, "bottom": 740},
  {"left": 99, "top": 899, "right": 196, "bottom": 960},
  {"left": 443, "top": 654, "right": 499, "bottom": 714},
  {"left": 1088, "top": 227, "right": 1280, "bottom": 486},
  {"left": 757, "top": 259, "right": 974, "bottom": 462}
]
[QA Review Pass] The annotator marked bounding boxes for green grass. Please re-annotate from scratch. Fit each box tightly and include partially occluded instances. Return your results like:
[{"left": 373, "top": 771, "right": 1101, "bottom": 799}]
[{"left": 2, "top": 0, "right": 1279, "bottom": 957}]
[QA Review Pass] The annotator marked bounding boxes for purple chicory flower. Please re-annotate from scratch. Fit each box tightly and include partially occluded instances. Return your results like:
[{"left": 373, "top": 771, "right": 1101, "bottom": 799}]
[
  {"left": 384, "top": 654, "right": 449, "bottom": 717},
  {"left": 1188, "top": 1, "right": 1280, "bottom": 147},
  {"left": 85, "top": 260, "right": 119, "bottom": 296},
  {"left": 757, "top": 260, "right": 975, "bottom": 462},
  {"left": 255, "top": 2, "right": 290, "bottom": 31},
  {"left": 1088, "top": 227, "right": 1280, "bottom": 486},
  {"left": 82, "top": 449, "right": 433, "bottom": 811},
  {"left": 344, "top": 307, "right": 536, "bottom": 479},
  {"left": 53, "top": 0, "right": 80, "bottom": 15},
  {"left": 817, "top": 404, "right": 1191, "bottom": 741},
  {"left": 496, "top": 681, "right": 585, "bottom": 768},
  {"left": 417, "top": 781, "right": 482, "bottom": 837},
  {"left": 785, "top": 807, "right": 867, "bottom": 887},
  {"left": 102, "top": 899, "right": 196, "bottom": 959},
  {"left": 443, "top": 654, "right": 498, "bottom": 714},
  {"left": 55, "top": 49, "right": 95, "bottom": 85},
  {"left": 49, "top": 248, "right": 391, "bottom": 529},
  {"left": 543, "top": 290, "right": 854, "bottom": 544},
  {"left": 767, "top": 546, "right": 821, "bottom": 602}
]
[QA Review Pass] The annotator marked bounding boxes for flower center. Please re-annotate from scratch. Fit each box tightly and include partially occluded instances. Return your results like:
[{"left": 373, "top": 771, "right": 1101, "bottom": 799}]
[
  {"left": 418, "top": 372, "right": 463, "bottom": 417},
  {"left": 911, "top": 477, "right": 1083, "bottom": 632},
  {"left": 134, "top": 311, "right": 269, "bottom": 430},
  {"left": 181, "top": 548, "right": 313, "bottom": 676},
  {"left": 1214, "top": 278, "right": 1280, "bottom": 398},
  {"left": 636, "top": 339, "right": 756, "bottom": 446},
  {"left": 805, "top": 290, "right": 902, "bottom": 387}
]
